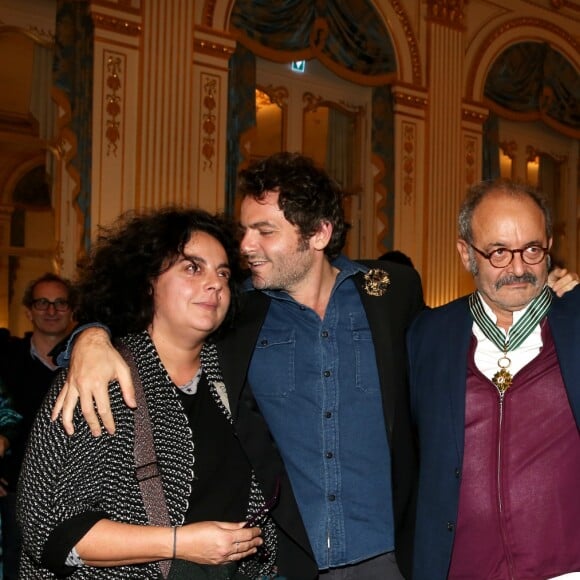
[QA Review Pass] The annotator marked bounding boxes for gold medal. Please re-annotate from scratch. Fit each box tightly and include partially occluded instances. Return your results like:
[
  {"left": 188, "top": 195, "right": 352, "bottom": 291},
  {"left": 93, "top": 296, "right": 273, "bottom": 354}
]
[
  {"left": 492, "top": 353, "right": 512, "bottom": 393},
  {"left": 492, "top": 367, "right": 513, "bottom": 394}
]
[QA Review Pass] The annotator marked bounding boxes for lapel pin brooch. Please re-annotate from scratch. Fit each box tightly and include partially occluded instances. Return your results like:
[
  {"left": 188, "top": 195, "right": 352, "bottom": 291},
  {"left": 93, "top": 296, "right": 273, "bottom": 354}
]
[{"left": 363, "top": 268, "right": 390, "bottom": 296}]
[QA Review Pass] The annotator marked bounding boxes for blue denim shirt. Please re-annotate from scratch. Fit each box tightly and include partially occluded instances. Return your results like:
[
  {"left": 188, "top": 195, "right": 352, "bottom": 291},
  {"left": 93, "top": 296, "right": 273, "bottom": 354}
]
[{"left": 246, "top": 256, "right": 394, "bottom": 569}]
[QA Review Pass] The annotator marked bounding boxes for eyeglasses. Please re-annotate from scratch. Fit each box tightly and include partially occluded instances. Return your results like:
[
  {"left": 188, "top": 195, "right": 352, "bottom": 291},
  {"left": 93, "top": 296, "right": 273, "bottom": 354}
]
[
  {"left": 31, "top": 298, "right": 70, "bottom": 312},
  {"left": 470, "top": 244, "right": 549, "bottom": 268}
]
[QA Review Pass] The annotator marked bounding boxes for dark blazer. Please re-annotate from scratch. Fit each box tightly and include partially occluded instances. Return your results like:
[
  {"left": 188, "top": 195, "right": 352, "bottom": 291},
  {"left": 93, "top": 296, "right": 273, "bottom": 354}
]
[
  {"left": 406, "top": 286, "right": 580, "bottom": 580},
  {"left": 218, "top": 260, "right": 425, "bottom": 579}
]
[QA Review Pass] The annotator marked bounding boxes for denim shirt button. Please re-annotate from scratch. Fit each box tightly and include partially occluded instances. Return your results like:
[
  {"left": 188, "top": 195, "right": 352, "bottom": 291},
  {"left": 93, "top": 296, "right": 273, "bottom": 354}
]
[
  {"left": 328, "top": 494, "right": 336, "bottom": 501},
  {"left": 326, "top": 452, "right": 333, "bottom": 459},
  {"left": 324, "top": 370, "right": 331, "bottom": 377},
  {"left": 447, "top": 522, "right": 455, "bottom": 532},
  {"left": 321, "top": 330, "right": 329, "bottom": 338},
  {"left": 325, "top": 411, "right": 332, "bottom": 418}
]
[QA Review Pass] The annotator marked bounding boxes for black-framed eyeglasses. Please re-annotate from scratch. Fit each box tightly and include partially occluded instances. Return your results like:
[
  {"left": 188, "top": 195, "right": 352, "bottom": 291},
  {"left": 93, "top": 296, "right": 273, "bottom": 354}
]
[
  {"left": 31, "top": 298, "right": 70, "bottom": 312},
  {"left": 470, "top": 244, "right": 549, "bottom": 268}
]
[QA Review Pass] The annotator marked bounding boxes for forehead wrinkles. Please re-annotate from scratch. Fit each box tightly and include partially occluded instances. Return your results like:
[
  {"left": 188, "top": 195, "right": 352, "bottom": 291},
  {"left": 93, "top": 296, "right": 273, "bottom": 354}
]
[{"left": 472, "top": 195, "right": 546, "bottom": 245}]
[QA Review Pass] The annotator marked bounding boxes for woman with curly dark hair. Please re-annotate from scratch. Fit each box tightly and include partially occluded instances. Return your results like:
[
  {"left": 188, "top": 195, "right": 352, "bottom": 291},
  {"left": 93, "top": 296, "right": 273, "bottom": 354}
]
[{"left": 17, "top": 207, "right": 308, "bottom": 579}]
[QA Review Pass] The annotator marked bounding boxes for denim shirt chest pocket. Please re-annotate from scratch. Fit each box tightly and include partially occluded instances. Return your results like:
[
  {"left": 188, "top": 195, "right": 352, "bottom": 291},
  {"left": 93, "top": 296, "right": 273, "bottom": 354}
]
[
  {"left": 349, "top": 312, "right": 380, "bottom": 394},
  {"left": 249, "top": 329, "right": 296, "bottom": 398}
]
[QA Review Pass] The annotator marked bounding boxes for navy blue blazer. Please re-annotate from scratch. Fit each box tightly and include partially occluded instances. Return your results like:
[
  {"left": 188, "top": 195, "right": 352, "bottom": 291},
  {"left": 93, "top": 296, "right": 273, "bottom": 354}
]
[{"left": 406, "top": 286, "right": 580, "bottom": 579}]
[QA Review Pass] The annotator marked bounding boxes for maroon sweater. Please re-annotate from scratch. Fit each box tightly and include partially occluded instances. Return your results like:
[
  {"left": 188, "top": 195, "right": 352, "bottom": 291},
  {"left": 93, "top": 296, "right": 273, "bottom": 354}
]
[{"left": 448, "top": 323, "right": 580, "bottom": 579}]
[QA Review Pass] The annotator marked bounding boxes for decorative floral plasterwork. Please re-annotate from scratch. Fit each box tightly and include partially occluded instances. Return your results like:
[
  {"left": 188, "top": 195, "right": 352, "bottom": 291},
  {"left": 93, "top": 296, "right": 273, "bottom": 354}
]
[{"left": 105, "top": 54, "right": 122, "bottom": 157}]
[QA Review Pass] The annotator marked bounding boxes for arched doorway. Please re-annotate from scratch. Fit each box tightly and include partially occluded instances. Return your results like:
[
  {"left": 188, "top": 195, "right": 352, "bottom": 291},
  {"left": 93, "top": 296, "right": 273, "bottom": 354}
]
[{"left": 226, "top": 0, "right": 398, "bottom": 259}]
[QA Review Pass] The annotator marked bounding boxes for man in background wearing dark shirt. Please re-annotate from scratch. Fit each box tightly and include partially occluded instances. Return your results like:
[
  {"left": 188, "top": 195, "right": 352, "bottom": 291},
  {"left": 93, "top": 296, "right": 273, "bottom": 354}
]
[{"left": 0, "top": 273, "right": 76, "bottom": 579}]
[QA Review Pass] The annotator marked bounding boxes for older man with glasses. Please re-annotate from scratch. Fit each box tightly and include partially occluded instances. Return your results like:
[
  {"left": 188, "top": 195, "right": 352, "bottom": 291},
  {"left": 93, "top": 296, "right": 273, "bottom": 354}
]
[
  {"left": 0, "top": 272, "right": 76, "bottom": 580},
  {"left": 406, "top": 180, "right": 580, "bottom": 580}
]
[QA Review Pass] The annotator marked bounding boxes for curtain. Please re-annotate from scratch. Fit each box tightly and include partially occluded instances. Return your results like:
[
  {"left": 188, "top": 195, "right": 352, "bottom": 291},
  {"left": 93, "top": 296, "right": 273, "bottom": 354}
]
[
  {"left": 482, "top": 112, "right": 500, "bottom": 181},
  {"left": 226, "top": 45, "right": 256, "bottom": 216},
  {"left": 230, "top": 0, "right": 396, "bottom": 75},
  {"left": 484, "top": 42, "right": 580, "bottom": 131},
  {"left": 325, "top": 108, "right": 354, "bottom": 191},
  {"left": 53, "top": 0, "right": 94, "bottom": 253}
]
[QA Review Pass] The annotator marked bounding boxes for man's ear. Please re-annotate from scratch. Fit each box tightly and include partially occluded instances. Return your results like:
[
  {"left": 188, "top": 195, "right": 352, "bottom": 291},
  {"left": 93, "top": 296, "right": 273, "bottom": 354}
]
[
  {"left": 311, "top": 221, "right": 333, "bottom": 251},
  {"left": 457, "top": 239, "right": 472, "bottom": 273},
  {"left": 24, "top": 308, "right": 33, "bottom": 323}
]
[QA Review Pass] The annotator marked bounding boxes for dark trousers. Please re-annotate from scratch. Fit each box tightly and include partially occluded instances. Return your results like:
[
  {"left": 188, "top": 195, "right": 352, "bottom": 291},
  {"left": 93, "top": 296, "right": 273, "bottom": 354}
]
[
  {"left": 318, "top": 552, "right": 404, "bottom": 580},
  {"left": 0, "top": 493, "right": 21, "bottom": 580}
]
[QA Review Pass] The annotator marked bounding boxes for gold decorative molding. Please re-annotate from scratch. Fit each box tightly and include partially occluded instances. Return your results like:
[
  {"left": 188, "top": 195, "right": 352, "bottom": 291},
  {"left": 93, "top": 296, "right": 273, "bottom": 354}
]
[
  {"left": 498, "top": 140, "right": 518, "bottom": 161},
  {"left": 526, "top": 144, "right": 568, "bottom": 164},
  {"left": 91, "top": 11, "right": 141, "bottom": 36},
  {"left": 201, "top": 0, "right": 421, "bottom": 85},
  {"left": 427, "top": 0, "right": 466, "bottom": 29},
  {"left": 0, "top": 22, "right": 54, "bottom": 46},
  {"left": 402, "top": 122, "right": 416, "bottom": 206},
  {"left": 47, "top": 136, "right": 69, "bottom": 161},
  {"left": 464, "top": 136, "right": 477, "bottom": 185},
  {"left": 493, "top": 17, "right": 578, "bottom": 50},
  {"left": 389, "top": 0, "right": 422, "bottom": 85},
  {"left": 202, "top": 0, "right": 218, "bottom": 28},
  {"left": 499, "top": 140, "right": 518, "bottom": 159},
  {"left": 256, "top": 85, "right": 288, "bottom": 110},
  {"left": 468, "top": 17, "right": 579, "bottom": 97},
  {"left": 393, "top": 90, "right": 428, "bottom": 110},
  {"left": 526, "top": 144, "right": 539, "bottom": 163},
  {"left": 194, "top": 37, "right": 235, "bottom": 59},
  {"left": 462, "top": 107, "right": 488, "bottom": 124},
  {"left": 201, "top": 74, "right": 218, "bottom": 171},
  {"left": 105, "top": 53, "right": 123, "bottom": 157},
  {"left": 303, "top": 92, "right": 364, "bottom": 115}
]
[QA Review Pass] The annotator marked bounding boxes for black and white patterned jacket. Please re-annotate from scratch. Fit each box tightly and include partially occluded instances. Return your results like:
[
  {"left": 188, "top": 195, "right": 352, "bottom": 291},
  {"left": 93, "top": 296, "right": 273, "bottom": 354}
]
[{"left": 17, "top": 332, "right": 197, "bottom": 579}]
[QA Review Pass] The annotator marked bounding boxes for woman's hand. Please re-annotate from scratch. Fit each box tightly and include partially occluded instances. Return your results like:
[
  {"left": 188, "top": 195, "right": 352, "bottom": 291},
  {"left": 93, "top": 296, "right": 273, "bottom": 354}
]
[
  {"left": 51, "top": 327, "right": 136, "bottom": 436},
  {"left": 77, "top": 520, "right": 262, "bottom": 567},
  {"left": 176, "top": 521, "right": 263, "bottom": 565}
]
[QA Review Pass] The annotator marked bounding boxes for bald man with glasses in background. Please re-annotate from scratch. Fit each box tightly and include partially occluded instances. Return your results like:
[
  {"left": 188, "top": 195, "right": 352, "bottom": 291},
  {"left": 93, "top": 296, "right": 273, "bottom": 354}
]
[{"left": 0, "top": 272, "right": 76, "bottom": 580}]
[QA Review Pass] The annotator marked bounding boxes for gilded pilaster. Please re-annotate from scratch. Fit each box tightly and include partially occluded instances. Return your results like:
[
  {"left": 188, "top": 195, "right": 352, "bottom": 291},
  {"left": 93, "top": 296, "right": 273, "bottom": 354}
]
[
  {"left": 424, "top": 0, "right": 466, "bottom": 306},
  {"left": 392, "top": 84, "right": 428, "bottom": 274},
  {"left": 192, "top": 27, "right": 235, "bottom": 213},
  {"left": 137, "top": 0, "right": 199, "bottom": 209},
  {"left": 89, "top": 1, "right": 141, "bottom": 232}
]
